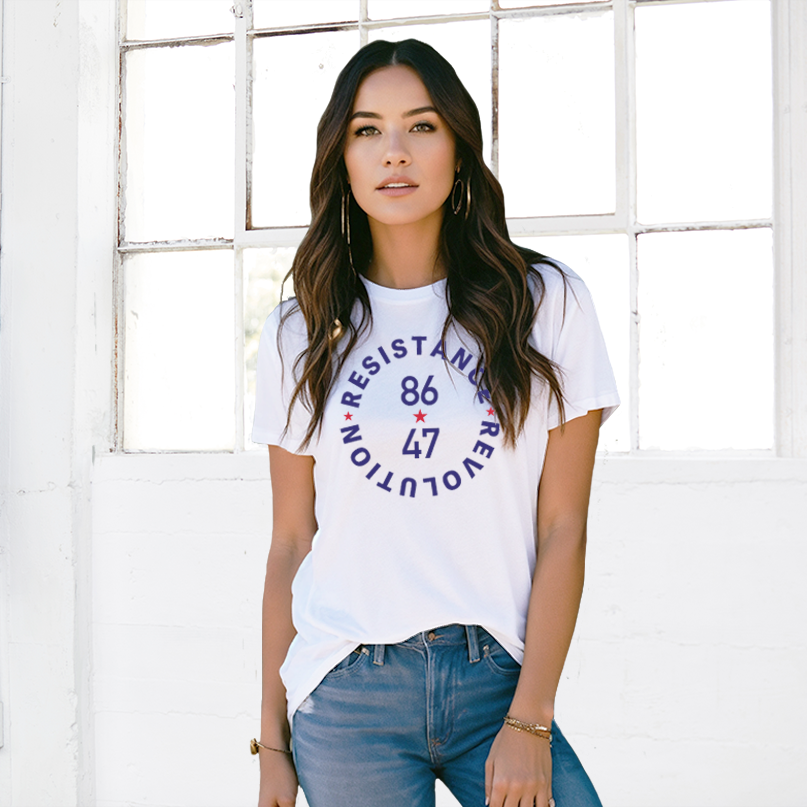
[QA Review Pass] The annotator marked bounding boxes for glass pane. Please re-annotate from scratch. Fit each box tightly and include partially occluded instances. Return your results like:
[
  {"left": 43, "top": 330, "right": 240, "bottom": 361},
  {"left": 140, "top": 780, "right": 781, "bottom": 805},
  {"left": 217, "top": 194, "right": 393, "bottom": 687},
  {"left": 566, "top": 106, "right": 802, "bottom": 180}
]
[
  {"left": 368, "top": 21, "right": 493, "bottom": 166},
  {"left": 124, "top": 43, "right": 234, "bottom": 242},
  {"left": 514, "top": 234, "right": 630, "bottom": 452},
  {"left": 636, "top": 1, "right": 772, "bottom": 223},
  {"left": 369, "top": 0, "right": 489, "bottom": 18},
  {"left": 253, "top": 0, "right": 358, "bottom": 28},
  {"left": 499, "top": 12, "right": 616, "bottom": 217},
  {"left": 123, "top": 250, "right": 235, "bottom": 451},
  {"left": 244, "top": 247, "right": 297, "bottom": 450},
  {"left": 638, "top": 229, "right": 773, "bottom": 450},
  {"left": 251, "top": 31, "right": 360, "bottom": 228},
  {"left": 125, "top": 0, "right": 233, "bottom": 40}
]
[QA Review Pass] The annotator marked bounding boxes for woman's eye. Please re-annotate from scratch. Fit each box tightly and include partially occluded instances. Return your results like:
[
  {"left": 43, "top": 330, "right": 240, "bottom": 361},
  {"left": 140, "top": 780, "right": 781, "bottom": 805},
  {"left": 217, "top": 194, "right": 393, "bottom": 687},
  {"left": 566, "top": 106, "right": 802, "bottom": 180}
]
[
  {"left": 412, "top": 122, "right": 436, "bottom": 133},
  {"left": 354, "top": 125, "right": 379, "bottom": 137}
]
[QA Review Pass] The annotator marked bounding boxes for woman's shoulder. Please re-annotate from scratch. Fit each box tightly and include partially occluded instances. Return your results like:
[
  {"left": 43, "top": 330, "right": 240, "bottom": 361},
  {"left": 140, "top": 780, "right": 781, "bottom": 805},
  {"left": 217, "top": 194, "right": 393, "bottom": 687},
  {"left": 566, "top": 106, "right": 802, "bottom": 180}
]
[
  {"left": 256, "top": 298, "right": 308, "bottom": 362},
  {"left": 527, "top": 257, "right": 601, "bottom": 352},
  {"left": 261, "top": 297, "right": 304, "bottom": 335},
  {"left": 527, "top": 257, "right": 588, "bottom": 308}
]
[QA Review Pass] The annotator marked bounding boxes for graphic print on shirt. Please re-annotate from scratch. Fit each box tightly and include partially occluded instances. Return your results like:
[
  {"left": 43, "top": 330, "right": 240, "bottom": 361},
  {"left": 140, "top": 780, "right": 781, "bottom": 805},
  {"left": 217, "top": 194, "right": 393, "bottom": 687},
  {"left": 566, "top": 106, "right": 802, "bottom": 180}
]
[{"left": 336, "top": 334, "right": 501, "bottom": 499}]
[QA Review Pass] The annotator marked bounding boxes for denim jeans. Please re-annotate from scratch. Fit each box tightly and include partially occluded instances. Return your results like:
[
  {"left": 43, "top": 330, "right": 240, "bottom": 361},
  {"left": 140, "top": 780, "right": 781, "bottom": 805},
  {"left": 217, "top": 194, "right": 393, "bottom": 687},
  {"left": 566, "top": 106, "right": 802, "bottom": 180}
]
[{"left": 291, "top": 624, "right": 602, "bottom": 807}]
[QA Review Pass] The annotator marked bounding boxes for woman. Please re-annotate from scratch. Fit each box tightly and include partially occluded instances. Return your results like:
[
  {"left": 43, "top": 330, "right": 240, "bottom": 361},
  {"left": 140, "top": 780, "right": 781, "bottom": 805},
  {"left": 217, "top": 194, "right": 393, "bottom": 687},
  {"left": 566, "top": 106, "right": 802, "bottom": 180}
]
[{"left": 251, "top": 39, "right": 619, "bottom": 807}]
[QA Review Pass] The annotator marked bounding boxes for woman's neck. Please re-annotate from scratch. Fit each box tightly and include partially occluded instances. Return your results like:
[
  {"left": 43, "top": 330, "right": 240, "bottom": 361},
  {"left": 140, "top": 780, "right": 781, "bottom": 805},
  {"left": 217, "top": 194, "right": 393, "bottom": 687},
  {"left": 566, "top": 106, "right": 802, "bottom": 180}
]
[{"left": 364, "top": 213, "right": 445, "bottom": 290}]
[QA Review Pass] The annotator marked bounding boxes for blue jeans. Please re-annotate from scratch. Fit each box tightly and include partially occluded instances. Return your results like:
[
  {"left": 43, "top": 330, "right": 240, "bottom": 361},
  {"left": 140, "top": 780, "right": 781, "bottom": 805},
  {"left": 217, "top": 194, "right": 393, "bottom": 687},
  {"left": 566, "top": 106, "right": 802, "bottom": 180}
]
[{"left": 291, "top": 624, "right": 602, "bottom": 807}]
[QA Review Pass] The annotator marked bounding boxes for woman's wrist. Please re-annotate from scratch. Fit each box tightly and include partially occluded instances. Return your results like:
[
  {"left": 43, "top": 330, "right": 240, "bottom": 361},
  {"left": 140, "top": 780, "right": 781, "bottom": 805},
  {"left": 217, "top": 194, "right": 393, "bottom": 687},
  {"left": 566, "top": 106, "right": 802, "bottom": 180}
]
[
  {"left": 258, "top": 714, "right": 292, "bottom": 749},
  {"left": 506, "top": 696, "right": 554, "bottom": 727}
]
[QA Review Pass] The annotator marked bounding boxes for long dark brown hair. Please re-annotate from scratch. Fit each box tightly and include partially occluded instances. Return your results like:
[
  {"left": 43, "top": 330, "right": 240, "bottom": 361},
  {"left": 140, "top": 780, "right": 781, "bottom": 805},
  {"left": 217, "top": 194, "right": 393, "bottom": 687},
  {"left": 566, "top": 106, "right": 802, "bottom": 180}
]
[{"left": 281, "top": 38, "right": 566, "bottom": 448}]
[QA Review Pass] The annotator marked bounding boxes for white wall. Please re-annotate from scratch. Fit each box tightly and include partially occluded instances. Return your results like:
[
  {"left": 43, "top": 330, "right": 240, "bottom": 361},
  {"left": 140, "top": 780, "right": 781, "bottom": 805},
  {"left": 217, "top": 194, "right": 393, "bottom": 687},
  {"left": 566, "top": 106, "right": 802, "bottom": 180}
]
[
  {"left": 88, "top": 453, "right": 807, "bottom": 807},
  {"left": 1, "top": 2, "right": 806, "bottom": 807},
  {"left": 1, "top": 1, "right": 115, "bottom": 805}
]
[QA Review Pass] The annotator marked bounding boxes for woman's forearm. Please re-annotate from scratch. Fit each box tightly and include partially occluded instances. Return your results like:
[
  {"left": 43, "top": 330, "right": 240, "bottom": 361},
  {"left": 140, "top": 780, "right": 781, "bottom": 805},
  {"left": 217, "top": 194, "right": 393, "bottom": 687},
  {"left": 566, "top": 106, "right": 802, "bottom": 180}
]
[
  {"left": 507, "top": 521, "right": 587, "bottom": 725},
  {"left": 260, "top": 539, "right": 311, "bottom": 748},
  {"left": 506, "top": 411, "right": 600, "bottom": 727}
]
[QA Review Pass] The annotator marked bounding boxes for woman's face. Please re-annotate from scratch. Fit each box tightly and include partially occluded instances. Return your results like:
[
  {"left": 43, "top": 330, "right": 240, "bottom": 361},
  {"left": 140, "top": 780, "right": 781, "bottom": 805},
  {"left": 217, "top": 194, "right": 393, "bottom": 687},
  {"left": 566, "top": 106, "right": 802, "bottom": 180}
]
[{"left": 343, "top": 64, "right": 457, "bottom": 230}]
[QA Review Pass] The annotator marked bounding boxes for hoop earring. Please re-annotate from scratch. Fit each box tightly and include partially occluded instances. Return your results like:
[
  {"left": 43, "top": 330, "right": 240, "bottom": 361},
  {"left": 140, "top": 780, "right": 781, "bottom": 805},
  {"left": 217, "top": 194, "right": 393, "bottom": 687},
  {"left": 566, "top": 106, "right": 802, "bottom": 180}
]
[
  {"left": 451, "top": 175, "right": 465, "bottom": 216},
  {"left": 341, "top": 186, "right": 357, "bottom": 276},
  {"left": 452, "top": 173, "right": 472, "bottom": 220}
]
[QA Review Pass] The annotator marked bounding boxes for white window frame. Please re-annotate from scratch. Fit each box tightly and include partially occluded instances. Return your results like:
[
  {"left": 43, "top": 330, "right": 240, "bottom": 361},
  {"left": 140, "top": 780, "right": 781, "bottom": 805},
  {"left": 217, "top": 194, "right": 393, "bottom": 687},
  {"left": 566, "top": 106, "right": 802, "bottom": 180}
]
[{"left": 115, "top": 0, "right": 807, "bottom": 457}]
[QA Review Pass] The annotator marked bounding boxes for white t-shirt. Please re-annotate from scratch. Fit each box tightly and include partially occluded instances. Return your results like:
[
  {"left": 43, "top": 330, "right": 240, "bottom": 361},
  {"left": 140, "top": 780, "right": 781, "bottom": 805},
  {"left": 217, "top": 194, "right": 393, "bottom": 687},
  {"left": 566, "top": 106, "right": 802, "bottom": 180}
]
[{"left": 252, "top": 262, "right": 620, "bottom": 724}]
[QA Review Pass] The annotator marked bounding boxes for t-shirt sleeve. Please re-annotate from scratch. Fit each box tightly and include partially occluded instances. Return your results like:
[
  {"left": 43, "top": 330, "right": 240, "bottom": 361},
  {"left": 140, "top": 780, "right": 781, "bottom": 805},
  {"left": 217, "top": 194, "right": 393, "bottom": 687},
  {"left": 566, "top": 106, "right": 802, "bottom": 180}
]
[
  {"left": 251, "top": 304, "right": 312, "bottom": 454},
  {"left": 538, "top": 265, "right": 621, "bottom": 430}
]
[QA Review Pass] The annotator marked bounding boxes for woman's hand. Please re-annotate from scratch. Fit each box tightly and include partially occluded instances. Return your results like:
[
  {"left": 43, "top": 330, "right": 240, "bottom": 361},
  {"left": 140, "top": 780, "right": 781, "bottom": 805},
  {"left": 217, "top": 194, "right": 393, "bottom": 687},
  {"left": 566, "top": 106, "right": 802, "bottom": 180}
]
[
  {"left": 485, "top": 724, "right": 553, "bottom": 807},
  {"left": 257, "top": 750, "right": 299, "bottom": 807}
]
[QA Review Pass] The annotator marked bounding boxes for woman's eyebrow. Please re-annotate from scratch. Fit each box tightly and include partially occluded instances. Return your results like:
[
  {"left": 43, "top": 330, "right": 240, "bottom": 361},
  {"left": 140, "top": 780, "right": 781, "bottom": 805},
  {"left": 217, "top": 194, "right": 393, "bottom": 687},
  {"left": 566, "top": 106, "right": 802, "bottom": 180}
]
[{"left": 349, "top": 106, "right": 438, "bottom": 121}]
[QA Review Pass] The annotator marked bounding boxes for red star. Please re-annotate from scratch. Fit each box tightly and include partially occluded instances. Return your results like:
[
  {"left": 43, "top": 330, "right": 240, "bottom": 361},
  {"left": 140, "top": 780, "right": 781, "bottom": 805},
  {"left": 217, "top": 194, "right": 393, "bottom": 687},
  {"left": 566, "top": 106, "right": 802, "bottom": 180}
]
[
  {"left": 414, "top": 410, "right": 427, "bottom": 423},
  {"left": 486, "top": 407, "right": 495, "bottom": 417},
  {"left": 344, "top": 411, "right": 353, "bottom": 421}
]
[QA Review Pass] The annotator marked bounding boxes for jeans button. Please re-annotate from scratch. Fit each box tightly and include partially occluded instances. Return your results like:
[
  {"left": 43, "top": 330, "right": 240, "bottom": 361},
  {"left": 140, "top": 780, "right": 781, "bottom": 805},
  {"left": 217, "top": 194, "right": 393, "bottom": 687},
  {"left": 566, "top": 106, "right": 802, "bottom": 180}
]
[{"left": 427, "top": 631, "right": 436, "bottom": 641}]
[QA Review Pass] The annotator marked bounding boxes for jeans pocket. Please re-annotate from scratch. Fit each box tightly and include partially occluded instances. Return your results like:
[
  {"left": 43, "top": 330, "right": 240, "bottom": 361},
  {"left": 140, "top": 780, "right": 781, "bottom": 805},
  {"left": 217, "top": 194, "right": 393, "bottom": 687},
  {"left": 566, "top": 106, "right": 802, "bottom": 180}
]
[
  {"left": 325, "top": 645, "right": 369, "bottom": 679},
  {"left": 481, "top": 638, "right": 522, "bottom": 676}
]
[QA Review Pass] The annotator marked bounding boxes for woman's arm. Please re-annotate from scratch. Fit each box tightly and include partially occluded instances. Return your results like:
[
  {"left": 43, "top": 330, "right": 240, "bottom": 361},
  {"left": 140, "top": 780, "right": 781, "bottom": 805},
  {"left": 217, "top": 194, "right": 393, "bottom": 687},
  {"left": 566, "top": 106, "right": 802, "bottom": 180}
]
[
  {"left": 485, "top": 409, "right": 602, "bottom": 807},
  {"left": 258, "top": 445, "right": 317, "bottom": 807}
]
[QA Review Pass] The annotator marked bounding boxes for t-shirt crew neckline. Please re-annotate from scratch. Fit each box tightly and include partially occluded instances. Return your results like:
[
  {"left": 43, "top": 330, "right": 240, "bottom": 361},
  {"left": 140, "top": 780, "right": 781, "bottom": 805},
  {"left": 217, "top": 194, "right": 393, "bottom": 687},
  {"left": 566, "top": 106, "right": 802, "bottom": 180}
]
[{"left": 360, "top": 273, "right": 447, "bottom": 302}]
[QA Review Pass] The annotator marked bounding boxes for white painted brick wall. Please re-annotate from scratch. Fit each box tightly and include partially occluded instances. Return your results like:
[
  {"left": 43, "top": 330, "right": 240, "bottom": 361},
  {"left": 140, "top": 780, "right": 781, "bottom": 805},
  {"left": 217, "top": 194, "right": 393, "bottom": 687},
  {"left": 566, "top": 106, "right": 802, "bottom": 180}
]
[{"left": 89, "top": 453, "right": 807, "bottom": 807}]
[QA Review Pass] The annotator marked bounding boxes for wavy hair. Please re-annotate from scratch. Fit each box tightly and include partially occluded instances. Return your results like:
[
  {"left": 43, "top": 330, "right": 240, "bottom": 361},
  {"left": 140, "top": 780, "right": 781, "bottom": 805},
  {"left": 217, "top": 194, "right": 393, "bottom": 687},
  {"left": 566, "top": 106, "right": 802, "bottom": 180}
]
[{"left": 281, "top": 38, "right": 566, "bottom": 448}]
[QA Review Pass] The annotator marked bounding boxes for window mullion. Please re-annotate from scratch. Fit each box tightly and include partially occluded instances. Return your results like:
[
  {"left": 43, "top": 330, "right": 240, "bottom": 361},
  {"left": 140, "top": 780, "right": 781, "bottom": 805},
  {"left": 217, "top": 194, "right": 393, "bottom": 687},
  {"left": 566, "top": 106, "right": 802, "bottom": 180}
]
[
  {"left": 618, "top": 0, "right": 640, "bottom": 452},
  {"left": 235, "top": 1, "right": 250, "bottom": 240},
  {"left": 507, "top": 214, "right": 623, "bottom": 237},
  {"left": 773, "top": 0, "right": 807, "bottom": 457},
  {"left": 115, "top": 2, "right": 126, "bottom": 452},
  {"left": 491, "top": 12, "right": 499, "bottom": 177},
  {"left": 234, "top": 2, "right": 252, "bottom": 451},
  {"left": 235, "top": 246, "right": 246, "bottom": 451},
  {"left": 360, "top": 0, "right": 368, "bottom": 47},
  {"left": 613, "top": 0, "right": 633, "bottom": 230}
]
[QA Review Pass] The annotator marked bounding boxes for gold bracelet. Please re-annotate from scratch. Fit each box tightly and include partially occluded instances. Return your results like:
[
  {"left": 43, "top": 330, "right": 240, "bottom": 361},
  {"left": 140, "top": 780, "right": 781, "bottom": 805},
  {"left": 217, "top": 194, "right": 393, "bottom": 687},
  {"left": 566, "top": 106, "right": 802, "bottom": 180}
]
[
  {"left": 503, "top": 715, "right": 552, "bottom": 742},
  {"left": 504, "top": 724, "right": 551, "bottom": 741},
  {"left": 250, "top": 738, "right": 292, "bottom": 756}
]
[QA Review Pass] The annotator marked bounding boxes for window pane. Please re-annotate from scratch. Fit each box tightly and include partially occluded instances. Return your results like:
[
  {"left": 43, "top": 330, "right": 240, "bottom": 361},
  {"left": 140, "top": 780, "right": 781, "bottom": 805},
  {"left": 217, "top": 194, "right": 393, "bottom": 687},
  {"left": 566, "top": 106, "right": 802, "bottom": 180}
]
[
  {"left": 251, "top": 31, "right": 360, "bottom": 228},
  {"left": 515, "top": 234, "right": 630, "bottom": 453},
  {"left": 123, "top": 250, "right": 235, "bottom": 451},
  {"left": 638, "top": 229, "right": 773, "bottom": 450},
  {"left": 636, "top": 0, "right": 772, "bottom": 223},
  {"left": 253, "top": 0, "right": 358, "bottom": 28},
  {"left": 369, "top": 0, "right": 489, "bottom": 17},
  {"left": 125, "top": 0, "right": 233, "bottom": 40},
  {"left": 124, "top": 43, "right": 234, "bottom": 242},
  {"left": 368, "top": 21, "right": 492, "bottom": 165},
  {"left": 244, "top": 247, "right": 297, "bottom": 450},
  {"left": 499, "top": 11, "right": 616, "bottom": 217}
]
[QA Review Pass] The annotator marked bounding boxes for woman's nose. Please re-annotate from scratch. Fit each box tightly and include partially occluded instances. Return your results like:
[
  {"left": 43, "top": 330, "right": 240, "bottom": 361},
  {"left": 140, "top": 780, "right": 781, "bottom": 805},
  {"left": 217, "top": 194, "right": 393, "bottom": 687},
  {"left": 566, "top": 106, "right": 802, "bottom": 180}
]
[{"left": 383, "top": 131, "right": 411, "bottom": 166}]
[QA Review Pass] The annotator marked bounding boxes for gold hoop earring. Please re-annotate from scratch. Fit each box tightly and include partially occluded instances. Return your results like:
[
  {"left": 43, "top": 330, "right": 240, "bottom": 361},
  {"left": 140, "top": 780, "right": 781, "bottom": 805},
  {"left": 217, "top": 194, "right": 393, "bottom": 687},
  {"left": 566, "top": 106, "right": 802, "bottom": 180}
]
[
  {"left": 451, "top": 175, "right": 465, "bottom": 216},
  {"left": 341, "top": 186, "right": 357, "bottom": 276},
  {"left": 452, "top": 173, "right": 471, "bottom": 219}
]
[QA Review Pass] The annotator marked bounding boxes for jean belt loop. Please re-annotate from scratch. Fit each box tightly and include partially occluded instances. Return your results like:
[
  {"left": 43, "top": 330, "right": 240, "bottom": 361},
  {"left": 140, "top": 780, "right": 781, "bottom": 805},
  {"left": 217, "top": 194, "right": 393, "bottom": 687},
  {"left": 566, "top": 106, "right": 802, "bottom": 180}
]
[
  {"left": 372, "top": 643, "right": 386, "bottom": 666},
  {"left": 465, "top": 624, "right": 481, "bottom": 663}
]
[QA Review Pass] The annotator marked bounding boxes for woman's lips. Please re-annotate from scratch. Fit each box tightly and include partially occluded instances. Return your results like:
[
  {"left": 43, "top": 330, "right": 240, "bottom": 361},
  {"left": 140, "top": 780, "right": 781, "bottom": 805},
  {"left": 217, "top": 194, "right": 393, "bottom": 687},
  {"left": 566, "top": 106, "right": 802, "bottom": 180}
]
[{"left": 376, "top": 185, "right": 418, "bottom": 197}]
